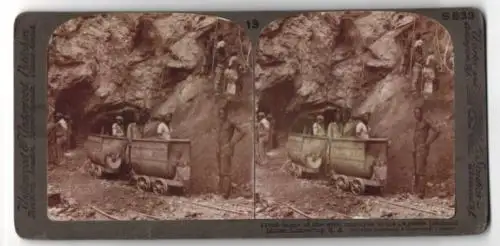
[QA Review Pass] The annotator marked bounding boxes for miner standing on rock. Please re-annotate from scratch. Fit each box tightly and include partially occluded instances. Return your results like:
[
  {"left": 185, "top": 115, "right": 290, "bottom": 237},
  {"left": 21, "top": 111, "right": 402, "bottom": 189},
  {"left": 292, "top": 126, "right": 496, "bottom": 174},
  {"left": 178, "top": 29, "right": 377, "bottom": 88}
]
[
  {"left": 422, "top": 49, "right": 437, "bottom": 97},
  {"left": 411, "top": 36, "right": 425, "bottom": 96},
  {"left": 223, "top": 55, "right": 239, "bottom": 98},
  {"left": 216, "top": 103, "right": 245, "bottom": 199},
  {"left": 112, "top": 116, "right": 125, "bottom": 137},
  {"left": 213, "top": 34, "right": 227, "bottom": 95},
  {"left": 412, "top": 106, "right": 440, "bottom": 199}
]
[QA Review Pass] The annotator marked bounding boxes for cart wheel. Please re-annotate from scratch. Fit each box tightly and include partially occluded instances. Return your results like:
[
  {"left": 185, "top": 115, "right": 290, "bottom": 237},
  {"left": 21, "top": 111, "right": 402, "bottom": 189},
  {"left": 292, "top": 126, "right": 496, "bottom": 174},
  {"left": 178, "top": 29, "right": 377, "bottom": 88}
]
[
  {"left": 286, "top": 161, "right": 295, "bottom": 175},
  {"left": 335, "top": 175, "right": 349, "bottom": 191},
  {"left": 152, "top": 180, "right": 168, "bottom": 195},
  {"left": 284, "top": 161, "right": 293, "bottom": 174},
  {"left": 88, "top": 163, "right": 95, "bottom": 176},
  {"left": 292, "top": 165, "right": 303, "bottom": 178},
  {"left": 328, "top": 170, "right": 337, "bottom": 185},
  {"left": 89, "top": 164, "right": 101, "bottom": 177},
  {"left": 94, "top": 165, "right": 103, "bottom": 178},
  {"left": 350, "top": 178, "right": 365, "bottom": 195},
  {"left": 136, "top": 176, "right": 151, "bottom": 192},
  {"left": 130, "top": 175, "right": 138, "bottom": 186}
]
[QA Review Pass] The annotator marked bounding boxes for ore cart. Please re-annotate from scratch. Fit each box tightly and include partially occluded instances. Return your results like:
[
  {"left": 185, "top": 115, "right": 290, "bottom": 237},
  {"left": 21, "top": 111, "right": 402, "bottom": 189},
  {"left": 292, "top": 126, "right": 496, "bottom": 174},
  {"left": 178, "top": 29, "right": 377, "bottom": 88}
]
[
  {"left": 328, "top": 138, "right": 389, "bottom": 195},
  {"left": 83, "top": 134, "right": 130, "bottom": 178},
  {"left": 284, "top": 108, "right": 336, "bottom": 177},
  {"left": 284, "top": 109, "right": 389, "bottom": 195},
  {"left": 128, "top": 138, "right": 191, "bottom": 195}
]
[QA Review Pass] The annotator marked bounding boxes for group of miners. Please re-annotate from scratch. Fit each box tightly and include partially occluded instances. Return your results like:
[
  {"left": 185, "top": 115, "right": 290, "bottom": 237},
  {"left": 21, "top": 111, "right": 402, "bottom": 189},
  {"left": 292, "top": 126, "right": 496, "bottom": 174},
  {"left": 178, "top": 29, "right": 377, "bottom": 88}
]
[
  {"left": 48, "top": 110, "right": 174, "bottom": 166},
  {"left": 212, "top": 34, "right": 241, "bottom": 98},
  {"left": 311, "top": 108, "right": 371, "bottom": 140},
  {"left": 108, "top": 111, "right": 173, "bottom": 141},
  {"left": 104, "top": 105, "right": 245, "bottom": 200},
  {"left": 312, "top": 106, "right": 440, "bottom": 199},
  {"left": 410, "top": 35, "right": 440, "bottom": 98}
]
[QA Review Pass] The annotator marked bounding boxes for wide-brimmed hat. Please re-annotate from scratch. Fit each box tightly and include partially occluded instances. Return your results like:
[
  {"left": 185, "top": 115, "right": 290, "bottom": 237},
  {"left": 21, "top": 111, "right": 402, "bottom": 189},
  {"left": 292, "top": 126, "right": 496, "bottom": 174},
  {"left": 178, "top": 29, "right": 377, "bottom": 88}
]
[
  {"left": 228, "top": 56, "right": 238, "bottom": 67},
  {"left": 115, "top": 116, "right": 123, "bottom": 120},
  {"left": 414, "top": 39, "right": 424, "bottom": 47}
]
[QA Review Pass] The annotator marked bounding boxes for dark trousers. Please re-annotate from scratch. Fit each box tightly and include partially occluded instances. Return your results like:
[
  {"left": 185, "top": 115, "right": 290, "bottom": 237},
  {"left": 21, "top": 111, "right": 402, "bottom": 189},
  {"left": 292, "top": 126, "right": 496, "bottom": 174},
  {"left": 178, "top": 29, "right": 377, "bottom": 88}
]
[
  {"left": 217, "top": 146, "right": 234, "bottom": 198},
  {"left": 414, "top": 145, "right": 429, "bottom": 197}
]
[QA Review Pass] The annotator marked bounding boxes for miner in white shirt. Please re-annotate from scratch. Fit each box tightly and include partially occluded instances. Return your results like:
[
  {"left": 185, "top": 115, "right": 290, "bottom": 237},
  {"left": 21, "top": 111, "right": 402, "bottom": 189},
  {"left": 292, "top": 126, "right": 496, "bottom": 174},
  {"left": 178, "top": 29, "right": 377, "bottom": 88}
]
[
  {"left": 112, "top": 116, "right": 125, "bottom": 137},
  {"left": 157, "top": 113, "right": 173, "bottom": 140},
  {"left": 355, "top": 112, "right": 371, "bottom": 139}
]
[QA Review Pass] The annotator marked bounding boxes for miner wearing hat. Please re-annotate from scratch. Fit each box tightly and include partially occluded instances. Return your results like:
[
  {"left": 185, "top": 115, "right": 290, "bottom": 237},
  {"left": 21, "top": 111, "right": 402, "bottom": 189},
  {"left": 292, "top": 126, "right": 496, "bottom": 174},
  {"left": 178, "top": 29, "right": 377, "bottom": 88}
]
[
  {"left": 342, "top": 108, "right": 356, "bottom": 137},
  {"left": 213, "top": 34, "right": 227, "bottom": 95},
  {"left": 411, "top": 35, "right": 425, "bottom": 95},
  {"left": 256, "top": 111, "right": 270, "bottom": 165},
  {"left": 422, "top": 49, "right": 438, "bottom": 97},
  {"left": 126, "top": 111, "right": 144, "bottom": 140},
  {"left": 327, "top": 109, "right": 343, "bottom": 139},
  {"left": 223, "top": 55, "right": 239, "bottom": 97},
  {"left": 112, "top": 115, "right": 125, "bottom": 137},
  {"left": 56, "top": 112, "right": 68, "bottom": 131},
  {"left": 48, "top": 112, "right": 69, "bottom": 165},
  {"left": 355, "top": 112, "right": 371, "bottom": 139},
  {"left": 156, "top": 113, "right": 173, "bottom": 140},
  {"left": 312, "top": 115, "right": 326, "bottom": 136}
]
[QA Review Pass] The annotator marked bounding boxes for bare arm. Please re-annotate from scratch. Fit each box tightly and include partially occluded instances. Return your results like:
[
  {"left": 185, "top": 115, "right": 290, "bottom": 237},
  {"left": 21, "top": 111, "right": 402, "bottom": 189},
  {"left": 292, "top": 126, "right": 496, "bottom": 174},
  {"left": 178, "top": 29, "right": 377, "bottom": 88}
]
[
  {"left": 231, "top": 120, "right": 246, "bottom": 145},
  {"left": 425, "top": 119, "right": 441, "bottom": 146}
]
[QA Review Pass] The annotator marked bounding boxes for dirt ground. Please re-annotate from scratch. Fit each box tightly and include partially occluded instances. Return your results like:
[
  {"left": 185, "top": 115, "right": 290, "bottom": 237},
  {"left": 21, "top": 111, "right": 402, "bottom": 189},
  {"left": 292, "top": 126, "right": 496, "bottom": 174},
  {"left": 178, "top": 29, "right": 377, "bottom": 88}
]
[
  {"left": 47, "top": 149, "right": 253, "bottom": 221},
  {"left": 254, "top": 148, "right": 455, "bottom": 220},
  {"left": 48, "top": 147, "right": 455, "bottom": 221}
]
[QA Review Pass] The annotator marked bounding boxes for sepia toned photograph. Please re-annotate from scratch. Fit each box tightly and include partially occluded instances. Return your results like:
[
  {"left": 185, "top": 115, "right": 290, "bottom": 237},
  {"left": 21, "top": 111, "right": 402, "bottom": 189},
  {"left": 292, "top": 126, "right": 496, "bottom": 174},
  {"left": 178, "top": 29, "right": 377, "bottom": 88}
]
[
  {"left": 46, "top": 13, "right": 254, "bottom": 221},
  {"left": 254, "top": 11, "right": 456, "bottom": 219}
]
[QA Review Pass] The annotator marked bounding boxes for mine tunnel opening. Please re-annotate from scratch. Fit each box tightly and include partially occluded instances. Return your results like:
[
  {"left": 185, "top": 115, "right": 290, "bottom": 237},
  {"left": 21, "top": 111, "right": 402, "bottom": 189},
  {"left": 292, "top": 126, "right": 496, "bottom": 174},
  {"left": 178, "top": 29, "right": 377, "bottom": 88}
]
[
  {"left": 258, "top": 81, "right": 348, "bottom": 149},
  {"left": 54, "top": 81, "right": 145, "bottom": 146},
  {"left": 54, "top": 81, "right": 94, "bottom": 149},
  {"left": 256, "top": 80, "right": 297, "bottom": 148}
]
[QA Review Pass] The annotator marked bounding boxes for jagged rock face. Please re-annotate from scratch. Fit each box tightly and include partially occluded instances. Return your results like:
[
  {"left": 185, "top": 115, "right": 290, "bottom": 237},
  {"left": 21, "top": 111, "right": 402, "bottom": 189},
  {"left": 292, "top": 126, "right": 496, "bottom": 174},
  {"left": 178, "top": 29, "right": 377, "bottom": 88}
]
[
  {"left": 48, "top": 13, "right": 253, "bottom": 193},
  {"left": 256, "top": 11, "right": 455, "bottom": 194}
]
